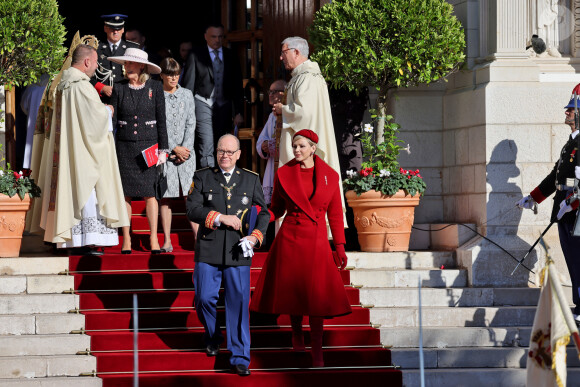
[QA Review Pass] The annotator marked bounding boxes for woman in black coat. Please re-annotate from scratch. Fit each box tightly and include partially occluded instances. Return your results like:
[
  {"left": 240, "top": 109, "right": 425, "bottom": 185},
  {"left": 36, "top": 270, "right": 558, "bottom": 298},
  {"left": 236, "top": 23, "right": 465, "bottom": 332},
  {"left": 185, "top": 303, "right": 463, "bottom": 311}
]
[{"left": 109, "top": 48, "right": 168, "bottom": 254}]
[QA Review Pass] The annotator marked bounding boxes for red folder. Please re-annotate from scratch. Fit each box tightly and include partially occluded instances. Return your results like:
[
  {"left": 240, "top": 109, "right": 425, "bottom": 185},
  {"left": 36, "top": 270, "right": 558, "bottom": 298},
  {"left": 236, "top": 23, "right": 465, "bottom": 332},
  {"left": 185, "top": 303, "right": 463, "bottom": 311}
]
[{"left": 142, "top": 143, "right": 158, "bottom": 167}]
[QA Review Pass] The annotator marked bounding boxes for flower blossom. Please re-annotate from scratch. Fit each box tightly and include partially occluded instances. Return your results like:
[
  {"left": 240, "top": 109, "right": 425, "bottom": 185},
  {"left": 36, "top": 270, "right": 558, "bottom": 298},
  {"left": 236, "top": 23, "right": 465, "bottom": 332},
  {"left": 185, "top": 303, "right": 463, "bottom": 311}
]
[
  {"left": 13, "top": 171, "right": 22, "bottom": 179},
  {"left": 346, "top": 170, "right": 356, "bottom": 178},
  {"left": 379, "top": 169, "right": 390, "bottom": 177},
  {"left": 0, "top": 170, "right": 3, "bottom": 177},
  {"left": 363, "top": 124, "right": 373, "bottom": 133},
  {"left": 360, "top": 167, "right": 373, "bottom": 177}
]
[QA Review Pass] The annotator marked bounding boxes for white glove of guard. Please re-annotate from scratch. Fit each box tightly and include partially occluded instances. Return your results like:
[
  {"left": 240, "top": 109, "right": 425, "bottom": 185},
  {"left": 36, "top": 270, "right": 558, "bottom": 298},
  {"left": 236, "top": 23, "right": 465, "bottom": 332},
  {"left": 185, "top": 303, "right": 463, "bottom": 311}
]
[
  {"left": 516, "top": 195, "right": 536, "bottom": 210},
  {"left": 576, "top": 166, "right": 580, "bottom": 180},
  {"left": 238, "top": 237, "right": 255, "bottom": 258},
  {"left": 557, "top": 199, "right": 574, "bottom": 220}
]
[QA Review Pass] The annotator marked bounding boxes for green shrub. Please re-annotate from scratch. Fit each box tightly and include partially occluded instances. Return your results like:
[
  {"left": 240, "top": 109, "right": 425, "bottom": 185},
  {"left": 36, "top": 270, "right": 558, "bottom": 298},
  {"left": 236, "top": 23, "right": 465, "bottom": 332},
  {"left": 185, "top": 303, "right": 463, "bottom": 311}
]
[{"left": 0, "top": 0, "right": 66, "bottom": 87}]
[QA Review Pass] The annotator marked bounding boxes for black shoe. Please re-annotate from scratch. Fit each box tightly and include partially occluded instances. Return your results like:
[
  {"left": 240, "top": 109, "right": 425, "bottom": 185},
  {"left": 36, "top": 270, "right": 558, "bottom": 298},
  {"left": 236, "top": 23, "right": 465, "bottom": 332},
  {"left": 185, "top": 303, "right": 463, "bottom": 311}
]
[
  {"left": 121, "top": 249, "right": 132, "bottom": 255},
  {"left": 231, "top": 364, "right": 250, "bottom": 376},
  {"left": 151, "top": 249, "right": 162, "bottom": 254},
  {"left": 205, "top": 344, "right": 219, "bottom": 356}
]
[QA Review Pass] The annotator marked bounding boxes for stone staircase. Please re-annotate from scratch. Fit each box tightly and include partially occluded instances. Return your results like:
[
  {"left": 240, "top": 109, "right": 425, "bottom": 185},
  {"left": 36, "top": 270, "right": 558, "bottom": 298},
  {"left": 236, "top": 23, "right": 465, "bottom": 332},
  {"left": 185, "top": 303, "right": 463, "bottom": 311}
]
[
  {"left": 349, "top": 249, "right": 580, "bottom": 387},
  {"left": 0, "top": 240, "right": 101, "bottom": 386}
]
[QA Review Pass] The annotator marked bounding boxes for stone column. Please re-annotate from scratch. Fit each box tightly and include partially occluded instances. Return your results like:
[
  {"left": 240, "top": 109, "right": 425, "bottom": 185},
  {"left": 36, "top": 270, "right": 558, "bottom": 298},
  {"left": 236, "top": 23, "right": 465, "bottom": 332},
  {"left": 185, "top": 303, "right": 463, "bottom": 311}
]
[{"left": 480, "top": 0, "right": 530, "bottom": 58}]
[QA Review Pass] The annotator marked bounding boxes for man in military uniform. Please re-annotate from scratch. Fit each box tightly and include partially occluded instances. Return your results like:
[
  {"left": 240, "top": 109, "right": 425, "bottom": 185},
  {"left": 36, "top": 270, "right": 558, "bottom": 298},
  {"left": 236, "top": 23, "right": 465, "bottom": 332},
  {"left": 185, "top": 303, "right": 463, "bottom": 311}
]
[
  {"left": 92, "top": 14, "right": 139, "bottom": 102},
  {"left": 186, "top": 134, "right": 269, "bottom": 376},
  {"left": 517, "top": 93, "right": 580, "bottom": 326}
]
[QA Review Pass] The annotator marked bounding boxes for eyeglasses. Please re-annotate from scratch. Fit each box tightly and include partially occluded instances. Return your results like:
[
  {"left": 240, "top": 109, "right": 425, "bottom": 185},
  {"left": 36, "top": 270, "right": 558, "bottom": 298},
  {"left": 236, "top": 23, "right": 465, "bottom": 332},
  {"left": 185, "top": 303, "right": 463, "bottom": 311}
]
[
  {"left": 280, "top": 48, "right": 295, "bottom": 56},
  {"left": 216, "top": 149, "right": 239, "bottom": 156},
  {"left": 268, "top": 89, "right": 284, "bottom": 95}
]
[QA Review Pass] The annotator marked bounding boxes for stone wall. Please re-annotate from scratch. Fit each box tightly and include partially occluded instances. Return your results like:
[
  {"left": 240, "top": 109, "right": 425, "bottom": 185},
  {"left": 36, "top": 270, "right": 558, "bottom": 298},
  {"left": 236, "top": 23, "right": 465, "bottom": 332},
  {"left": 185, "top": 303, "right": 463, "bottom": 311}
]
[{"left": 383, "top": 0, "right": 580, "bottom": 287}]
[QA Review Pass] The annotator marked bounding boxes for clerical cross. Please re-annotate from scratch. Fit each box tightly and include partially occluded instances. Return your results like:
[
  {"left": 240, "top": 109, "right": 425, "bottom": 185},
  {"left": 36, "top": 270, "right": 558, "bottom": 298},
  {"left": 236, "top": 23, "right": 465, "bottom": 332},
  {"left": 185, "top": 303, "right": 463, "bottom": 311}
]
[{"left": 220, "top": 182, "right": 236, "bottom": 200}]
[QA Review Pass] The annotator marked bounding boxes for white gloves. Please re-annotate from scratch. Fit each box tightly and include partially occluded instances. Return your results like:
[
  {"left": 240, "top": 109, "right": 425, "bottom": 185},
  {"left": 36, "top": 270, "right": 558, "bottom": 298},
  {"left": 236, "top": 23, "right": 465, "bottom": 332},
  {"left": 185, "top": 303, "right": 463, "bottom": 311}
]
[
  {"left": 576, "top": 166, "right": 580, "bottom": 180},
  {"left": 558, "top": 199, "right": 574, "bottom": 220},
  {"left": 238, "top": 237, "right": 255, "bottom": 258},
  {"left": 516, "top": 195, "right": 536, "bottom": 210}
]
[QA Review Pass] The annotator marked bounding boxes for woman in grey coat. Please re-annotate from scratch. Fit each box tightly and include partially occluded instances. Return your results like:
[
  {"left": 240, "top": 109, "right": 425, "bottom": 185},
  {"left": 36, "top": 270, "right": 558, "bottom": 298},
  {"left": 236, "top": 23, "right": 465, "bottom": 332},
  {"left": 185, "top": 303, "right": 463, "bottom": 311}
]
[{"left": 159, "top": 58, "right": 198, "bottom": 252}]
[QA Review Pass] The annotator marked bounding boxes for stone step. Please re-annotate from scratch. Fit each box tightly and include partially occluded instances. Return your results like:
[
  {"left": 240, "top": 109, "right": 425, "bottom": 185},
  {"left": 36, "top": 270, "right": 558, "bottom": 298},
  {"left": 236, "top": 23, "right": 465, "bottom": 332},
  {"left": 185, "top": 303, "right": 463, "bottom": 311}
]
[
  {"left": 0, "top": 294, "right": 79, "bottom": 314},
  {"left": 350, "top": 268, "right": 467, "bottom": 288},
  {"left": 359, "top": 287, "right": 542, "bottom": 307},
  {"left": 401, "top": 368, "right": 580, "bottom": 387},
  {"left": 0, "top": 257, "right": 69, "bottom": 276},
  {"left": 347, "top": 251, "right": 456, "bottom": 269},
  {"left": 391, "top": 347, "right": 580, "bottom": 369},
  {"left": 0, "top": 334, "right": 91, "bottom": 356},
  {"left": 370, "top": 306, "right": 536, "bottom": 327},
  {"left": 0, "top": 355, "right": 97, "bottom": 379},
  {"left": 381, "top": 327, "right": 532, "bottom": 348},
  {"left": 0, "top": 377, "right": 102, "bottom": 387},
  {"left": 0, "top": 275, "right": 74, "bottom": 294},
  {"left": 0, "top": 314, "right": 86, "bottom": 335}
]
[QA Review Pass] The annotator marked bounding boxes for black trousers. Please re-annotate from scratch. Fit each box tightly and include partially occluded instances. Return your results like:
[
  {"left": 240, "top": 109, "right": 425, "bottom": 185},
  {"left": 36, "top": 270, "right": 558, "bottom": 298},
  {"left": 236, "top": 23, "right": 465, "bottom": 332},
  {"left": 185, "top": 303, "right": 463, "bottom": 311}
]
[{"left": 558, "top": 221, "right": 580, "bottom": 315}]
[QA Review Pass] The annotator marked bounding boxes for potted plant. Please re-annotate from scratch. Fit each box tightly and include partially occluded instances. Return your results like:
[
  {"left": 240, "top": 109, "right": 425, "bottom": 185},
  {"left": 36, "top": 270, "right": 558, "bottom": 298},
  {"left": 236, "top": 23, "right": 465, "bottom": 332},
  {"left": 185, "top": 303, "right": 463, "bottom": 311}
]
[
  {"left": 0, "top": 144, "right": 41, "bottom": 257},
  {"left": 308, "top": 0, "right": 465, "bottom": 251},
  {"left": 0, "top": 0, "right": 66, "bottom": 165},
  {"left": 343, "top": 116, "right": 426, "bottom": 251}
]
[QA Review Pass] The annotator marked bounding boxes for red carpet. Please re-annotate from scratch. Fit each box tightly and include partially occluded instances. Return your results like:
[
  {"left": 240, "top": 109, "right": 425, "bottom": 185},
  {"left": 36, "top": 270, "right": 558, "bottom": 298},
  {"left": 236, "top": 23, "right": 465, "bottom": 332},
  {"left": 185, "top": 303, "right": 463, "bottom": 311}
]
[{"left": 70, "top": 200, "right": 402, "bottom": 386}]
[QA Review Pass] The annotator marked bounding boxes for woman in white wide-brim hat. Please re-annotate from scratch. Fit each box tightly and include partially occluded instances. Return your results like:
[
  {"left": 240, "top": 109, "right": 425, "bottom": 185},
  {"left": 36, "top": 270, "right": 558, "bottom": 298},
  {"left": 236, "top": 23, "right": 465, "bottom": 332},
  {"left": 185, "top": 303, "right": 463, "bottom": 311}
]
[{"left": 109, "top": 47, "right": 168, "bottom": 254}]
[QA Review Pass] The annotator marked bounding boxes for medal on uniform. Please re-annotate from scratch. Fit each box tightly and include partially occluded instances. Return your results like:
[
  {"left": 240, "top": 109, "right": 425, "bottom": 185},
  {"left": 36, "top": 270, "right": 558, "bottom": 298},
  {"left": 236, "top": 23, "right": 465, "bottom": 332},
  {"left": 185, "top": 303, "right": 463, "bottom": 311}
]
[
  {"left": 241, "top": 196, "right": 249, "bottom": 205},
  {"left": 571, "top": 148, "right": 577, "bottom": 162},
  {"left": 220, "top": 183, "right": 236, "bottom": 200}
]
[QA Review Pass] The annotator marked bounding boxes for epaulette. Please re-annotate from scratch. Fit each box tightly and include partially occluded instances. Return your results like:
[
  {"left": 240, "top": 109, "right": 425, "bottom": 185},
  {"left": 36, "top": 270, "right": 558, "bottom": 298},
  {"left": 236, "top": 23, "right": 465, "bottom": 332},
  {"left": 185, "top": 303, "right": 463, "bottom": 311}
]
[
  {"left": 242, "top": 168, "right": 259, "bottom": 175},
  {"left": 196, "top": 167, "right": 210, "bottom": 172},
  {"left": 125, "top": 40, "right": 140, "bottom": 46}
]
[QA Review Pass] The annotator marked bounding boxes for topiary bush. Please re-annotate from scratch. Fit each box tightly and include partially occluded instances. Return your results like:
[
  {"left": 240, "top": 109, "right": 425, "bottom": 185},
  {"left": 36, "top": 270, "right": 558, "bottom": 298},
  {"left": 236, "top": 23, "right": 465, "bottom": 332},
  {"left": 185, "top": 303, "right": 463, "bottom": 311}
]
[
  {"left": 309, "top": 0, "right": 466, "bottom": 142},
  {"left": 0, "top": 0, "right": 66, "bottom": 87}
]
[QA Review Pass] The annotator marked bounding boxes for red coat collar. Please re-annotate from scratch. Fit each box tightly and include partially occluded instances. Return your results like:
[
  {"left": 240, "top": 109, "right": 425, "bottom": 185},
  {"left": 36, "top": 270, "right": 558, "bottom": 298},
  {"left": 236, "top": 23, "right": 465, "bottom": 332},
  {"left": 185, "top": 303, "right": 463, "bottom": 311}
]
[{"left": 277, "top": 156, "right": 337, "bottom": 221}]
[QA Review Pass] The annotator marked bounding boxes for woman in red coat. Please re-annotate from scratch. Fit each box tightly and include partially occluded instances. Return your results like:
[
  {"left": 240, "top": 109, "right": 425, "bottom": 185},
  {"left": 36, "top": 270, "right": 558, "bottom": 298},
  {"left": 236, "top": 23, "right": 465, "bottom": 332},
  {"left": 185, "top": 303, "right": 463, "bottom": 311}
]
[{"left": 250, "top": 129, "right": 351, "bottom": 367}]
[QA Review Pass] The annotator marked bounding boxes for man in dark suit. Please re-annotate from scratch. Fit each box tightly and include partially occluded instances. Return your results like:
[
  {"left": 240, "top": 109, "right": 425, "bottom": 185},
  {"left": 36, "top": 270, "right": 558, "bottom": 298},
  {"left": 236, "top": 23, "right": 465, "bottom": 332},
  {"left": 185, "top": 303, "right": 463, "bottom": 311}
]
[
  {"left": 186, "top": 134, "right": 269, "bottom": 376},
  {"left": 181, "top": 23, "right": 244, "bottom": 169},
  {"left": 92, "top": 14, "right": 139, "bottom": 102}
]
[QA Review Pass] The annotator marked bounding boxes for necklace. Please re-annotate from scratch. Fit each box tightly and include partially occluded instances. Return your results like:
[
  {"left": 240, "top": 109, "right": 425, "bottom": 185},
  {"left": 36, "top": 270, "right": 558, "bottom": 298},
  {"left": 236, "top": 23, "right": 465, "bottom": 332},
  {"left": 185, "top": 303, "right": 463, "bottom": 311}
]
[
  {"left": 128, "top": 82, "right": 146, "bottom": 90},
  {"left": 220, "top": 182, "right": 236, "bottom": 200}
]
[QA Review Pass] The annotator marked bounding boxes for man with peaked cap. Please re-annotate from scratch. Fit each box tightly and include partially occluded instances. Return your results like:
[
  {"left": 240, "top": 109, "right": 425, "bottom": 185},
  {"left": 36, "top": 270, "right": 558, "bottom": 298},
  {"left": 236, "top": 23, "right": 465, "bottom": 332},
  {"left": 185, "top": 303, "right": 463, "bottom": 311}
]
[
  {"left": 186, "top": 134, "right": 270, "bottom": 376},
  {"left": 517, "top": 86, "right": 580, "bottom": 327},
  {"left": 92, "top": 14, "right": 139, "bottom": 102}
]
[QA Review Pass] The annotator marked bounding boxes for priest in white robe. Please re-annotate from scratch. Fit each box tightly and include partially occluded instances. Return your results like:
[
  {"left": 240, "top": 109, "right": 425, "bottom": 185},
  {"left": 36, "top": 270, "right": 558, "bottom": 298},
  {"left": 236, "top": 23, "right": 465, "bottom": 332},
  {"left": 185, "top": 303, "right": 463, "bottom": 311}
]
[
  {"left": 37, "top": 44, "right": 129, "bottom": 253},
  {"left": 274, "top": 36, "right": 346, "bottom": 219}
]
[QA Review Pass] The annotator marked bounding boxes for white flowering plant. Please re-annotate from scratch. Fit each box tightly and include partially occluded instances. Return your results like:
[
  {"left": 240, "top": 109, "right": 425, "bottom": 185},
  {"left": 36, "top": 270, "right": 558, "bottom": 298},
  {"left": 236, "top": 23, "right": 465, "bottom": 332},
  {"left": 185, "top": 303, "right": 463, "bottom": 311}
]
[
  {"left": 343, "top": 114, "right": 426, "bottom": 197},
  {"left": 0, "top": 145, "right": 41, "bottom": 199}
]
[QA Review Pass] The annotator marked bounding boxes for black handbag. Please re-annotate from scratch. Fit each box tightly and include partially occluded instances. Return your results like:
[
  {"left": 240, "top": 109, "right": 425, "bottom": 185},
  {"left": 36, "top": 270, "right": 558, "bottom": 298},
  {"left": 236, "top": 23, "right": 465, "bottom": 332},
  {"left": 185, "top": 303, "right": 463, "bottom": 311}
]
[{"left": 155, "top": 164, "right": 168, "bottom": 200}]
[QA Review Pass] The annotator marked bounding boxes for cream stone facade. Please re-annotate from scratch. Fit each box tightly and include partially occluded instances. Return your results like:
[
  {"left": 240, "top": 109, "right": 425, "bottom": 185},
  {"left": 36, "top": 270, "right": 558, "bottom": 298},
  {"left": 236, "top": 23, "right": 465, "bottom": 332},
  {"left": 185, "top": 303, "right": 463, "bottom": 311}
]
[{"left": 383, "top": 0, "right": 580, "bottom": 287}]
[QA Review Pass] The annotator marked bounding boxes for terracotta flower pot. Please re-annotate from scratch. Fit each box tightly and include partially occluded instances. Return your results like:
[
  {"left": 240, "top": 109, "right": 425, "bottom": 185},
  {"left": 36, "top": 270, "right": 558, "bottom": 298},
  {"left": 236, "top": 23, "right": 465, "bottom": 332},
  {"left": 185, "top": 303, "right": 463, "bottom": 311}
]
[
  {"left": 345, "top": 189, "right": 420, "bottom": 252},
  {"left": 0, "top": 193, "right": 31, "bottom": 257}
]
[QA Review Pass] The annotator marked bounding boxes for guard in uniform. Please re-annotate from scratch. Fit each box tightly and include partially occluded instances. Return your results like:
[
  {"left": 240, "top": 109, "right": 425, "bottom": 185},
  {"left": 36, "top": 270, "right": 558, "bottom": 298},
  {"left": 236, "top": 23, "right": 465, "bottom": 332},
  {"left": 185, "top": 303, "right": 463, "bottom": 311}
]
[
  {"left": 186, "top": 134, "right": 269, "bottom": 376},
  {"left": 91, "top": 14, "right": 139, "bottom": 102},
  {"left": 517, "top": 92, "right": 580, "bottom": 326}
]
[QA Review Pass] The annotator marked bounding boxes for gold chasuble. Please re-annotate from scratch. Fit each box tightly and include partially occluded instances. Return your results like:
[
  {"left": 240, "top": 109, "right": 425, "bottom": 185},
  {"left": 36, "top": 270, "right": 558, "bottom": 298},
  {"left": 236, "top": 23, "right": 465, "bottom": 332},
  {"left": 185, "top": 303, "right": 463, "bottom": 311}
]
[{"left": 38, "top": 67, "right": 129, "bottom": 243}]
